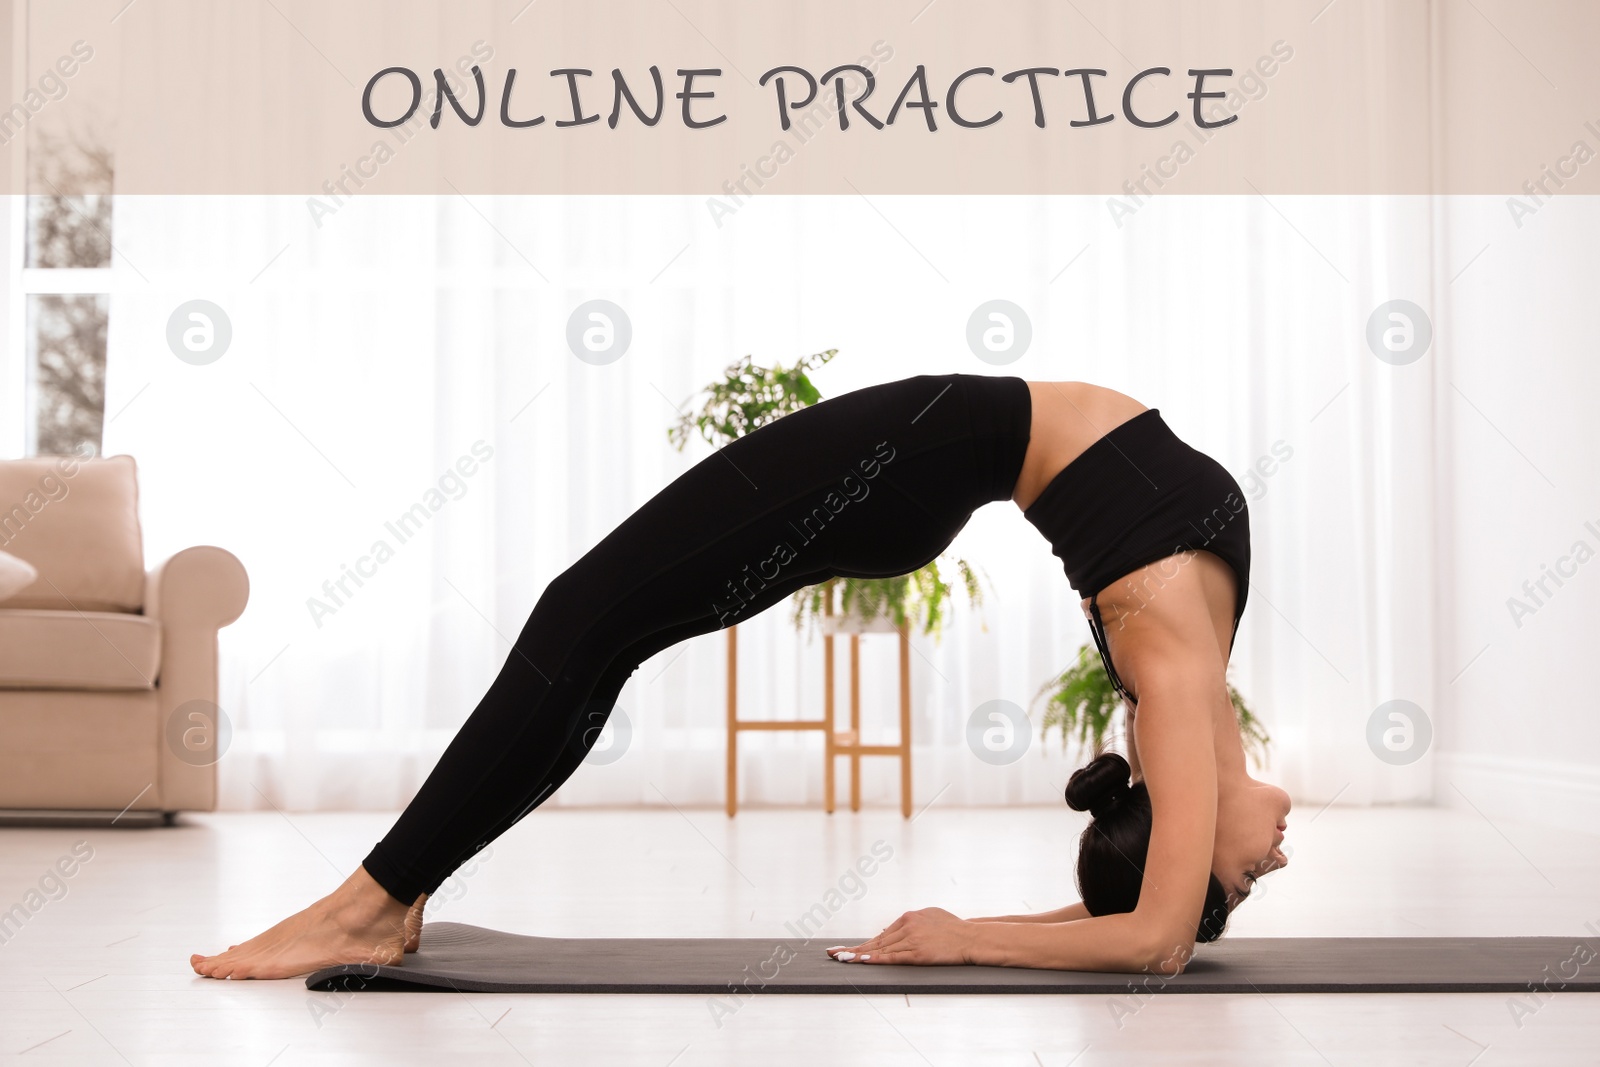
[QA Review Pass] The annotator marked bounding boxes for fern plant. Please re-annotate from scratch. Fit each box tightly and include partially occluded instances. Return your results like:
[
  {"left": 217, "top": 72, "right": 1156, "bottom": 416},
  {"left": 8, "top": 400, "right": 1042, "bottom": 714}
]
[{"left": 1035, "top": 644, "right": 1272, "bottom": 768}]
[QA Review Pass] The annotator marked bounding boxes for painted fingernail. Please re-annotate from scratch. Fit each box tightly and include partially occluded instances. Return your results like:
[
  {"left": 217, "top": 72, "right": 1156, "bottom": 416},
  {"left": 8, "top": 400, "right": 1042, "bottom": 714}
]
[
  {"left": 860, "top": 954, "right": 872, "bottom": 961},
  {"left": 826, "top": 946, "right": 846, "bottom": 952},
  {"left": 834, "top": 950, "right": 856, "bottom": 962}
]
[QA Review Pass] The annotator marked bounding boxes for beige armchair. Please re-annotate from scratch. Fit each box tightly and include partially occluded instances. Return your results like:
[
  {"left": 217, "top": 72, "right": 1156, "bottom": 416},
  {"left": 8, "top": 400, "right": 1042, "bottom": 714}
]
[{"left": 0, "top": 453, "right": 248, "bottom": 817}]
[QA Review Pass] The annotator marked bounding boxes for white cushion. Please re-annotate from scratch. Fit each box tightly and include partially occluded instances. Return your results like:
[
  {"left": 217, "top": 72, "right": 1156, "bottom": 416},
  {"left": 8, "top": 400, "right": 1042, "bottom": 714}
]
[{"left": 0, "top": 550, "right": 38, "bottom": 600}]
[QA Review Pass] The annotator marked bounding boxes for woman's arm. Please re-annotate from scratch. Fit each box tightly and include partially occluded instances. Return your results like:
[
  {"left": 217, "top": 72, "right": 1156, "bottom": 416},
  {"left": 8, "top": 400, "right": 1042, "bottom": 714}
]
[
  {"left": 970, "top": 650, "right": 1221, "bottom": 970},
  {"left": 832, "top": 603, "right": 1228, "bottom": 971},
  {"left": 968, "top": 902, "right": 1089, "bottom": 924},
  {"left": 967, "top": 912, "right": 1194, "bottom": 973},
  {"left": 829, "top": 905, "right": 1191, "bottom": 974}
]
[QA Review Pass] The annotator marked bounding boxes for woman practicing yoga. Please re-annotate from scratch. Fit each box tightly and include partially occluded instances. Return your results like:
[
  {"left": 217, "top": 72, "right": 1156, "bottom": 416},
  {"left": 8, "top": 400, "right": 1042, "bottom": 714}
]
[{"left": 191, "top": 373, "right": 1289, "bottom": 979}]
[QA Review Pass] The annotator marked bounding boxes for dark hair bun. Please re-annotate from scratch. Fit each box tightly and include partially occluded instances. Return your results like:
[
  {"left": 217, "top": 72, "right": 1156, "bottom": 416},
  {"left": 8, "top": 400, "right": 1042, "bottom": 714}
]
[{"left": 1065, "top": 752, "right": 1132, "bottom": 819}]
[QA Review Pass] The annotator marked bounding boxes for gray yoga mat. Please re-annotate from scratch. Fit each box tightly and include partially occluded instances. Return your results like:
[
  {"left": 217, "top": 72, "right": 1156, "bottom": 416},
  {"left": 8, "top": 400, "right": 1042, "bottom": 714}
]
[{"left": 304, "top": 922, "right": 1600, "bottom": 994}]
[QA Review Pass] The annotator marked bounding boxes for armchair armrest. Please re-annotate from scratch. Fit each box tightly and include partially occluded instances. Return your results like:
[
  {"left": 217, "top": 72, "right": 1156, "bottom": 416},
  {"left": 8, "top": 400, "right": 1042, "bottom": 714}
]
[
  {"left": 145, "top": 546, "right": 250, "bottom": 812},
  {"left": 145, "top": 545, "right": 249, "bottom": 629}
]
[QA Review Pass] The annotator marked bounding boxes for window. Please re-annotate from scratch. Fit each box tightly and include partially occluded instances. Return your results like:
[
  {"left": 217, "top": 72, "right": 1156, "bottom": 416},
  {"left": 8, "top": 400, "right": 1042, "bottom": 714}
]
[{"left": 18, "top": 130, "right": 112, "bottom": 457}]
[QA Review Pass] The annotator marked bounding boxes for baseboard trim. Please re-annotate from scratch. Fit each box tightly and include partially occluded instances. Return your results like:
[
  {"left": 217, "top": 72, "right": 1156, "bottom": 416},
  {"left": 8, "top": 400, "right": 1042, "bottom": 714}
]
[
  {"left": 1434, "top": 752, "right": 1600, "bottom": 836},
  {"left": 0, "top": 809, "right": 174, "bottom": 827}
]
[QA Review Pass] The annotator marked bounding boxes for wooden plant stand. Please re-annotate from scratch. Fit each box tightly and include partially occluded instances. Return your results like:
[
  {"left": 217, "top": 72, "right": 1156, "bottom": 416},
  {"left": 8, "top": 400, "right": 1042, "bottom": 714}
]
[{"left": 725, "top": 597, "right": 913, "bottom": 818}]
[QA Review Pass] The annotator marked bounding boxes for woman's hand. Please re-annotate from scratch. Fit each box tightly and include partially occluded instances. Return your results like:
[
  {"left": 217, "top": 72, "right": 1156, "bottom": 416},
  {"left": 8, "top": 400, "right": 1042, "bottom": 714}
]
[{"left": 825, "top": 908, "right": 978, "bottom": 966}]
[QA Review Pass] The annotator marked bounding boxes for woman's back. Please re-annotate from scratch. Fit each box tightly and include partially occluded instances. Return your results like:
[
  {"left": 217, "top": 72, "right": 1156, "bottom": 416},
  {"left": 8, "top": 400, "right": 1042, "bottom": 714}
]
[{"left": 1012, "top": 381, "right": 1149, "bottom": 510}]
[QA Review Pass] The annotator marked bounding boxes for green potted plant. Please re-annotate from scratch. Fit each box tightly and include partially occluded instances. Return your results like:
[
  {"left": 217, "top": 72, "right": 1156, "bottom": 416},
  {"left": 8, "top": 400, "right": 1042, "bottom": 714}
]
[
  {"left": 667, "top": 349, "right": 986, "bottom": 636},
  {"left": 667, "top": 348, "right": 839, "bottom": 450},
  {"left": 1035, "top": 645, "right": 1272, "bottom": 768},
  {"left": 790, "top": 558, "right": 986, "bottom": 638}
]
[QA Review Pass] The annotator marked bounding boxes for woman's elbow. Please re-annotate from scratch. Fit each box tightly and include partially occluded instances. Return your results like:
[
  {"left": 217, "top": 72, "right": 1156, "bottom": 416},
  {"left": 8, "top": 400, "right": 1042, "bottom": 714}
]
[{"left": 1131, "top": 928, "right": 1198, "bottom": 976}]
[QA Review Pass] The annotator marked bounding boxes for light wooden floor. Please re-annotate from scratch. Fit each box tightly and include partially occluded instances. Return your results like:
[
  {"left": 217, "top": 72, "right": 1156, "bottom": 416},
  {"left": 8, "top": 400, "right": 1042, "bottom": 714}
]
[{"left": 1, "top": 805, "right": 1597, "bottom": 1065}]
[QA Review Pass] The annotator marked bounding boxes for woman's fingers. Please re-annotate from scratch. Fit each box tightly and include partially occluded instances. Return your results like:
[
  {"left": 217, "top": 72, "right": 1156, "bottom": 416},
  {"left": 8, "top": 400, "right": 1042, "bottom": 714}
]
[
  {"left": 830, "top": 943, "right": 917, "bottom": 964},
  {"left": 828, "top": 915, "right": 923, "bottom": 961},
  {"left": 827, "top": 912, "right": 914, "bottom": 958},
  {"left": 852, "top": 933, "right": 914, "bottom": 962},
  {"left": 857, "top": 914, "right": 907, "bottom": 949},
  {"left": 827, "top": 935, "right": 890, "bottom": 959},
  {"left": 825, "top": 907, "right": 973, "bottom": 966},
  {"left": 868, "top": 922, "right": 912, "bottom": 949}
]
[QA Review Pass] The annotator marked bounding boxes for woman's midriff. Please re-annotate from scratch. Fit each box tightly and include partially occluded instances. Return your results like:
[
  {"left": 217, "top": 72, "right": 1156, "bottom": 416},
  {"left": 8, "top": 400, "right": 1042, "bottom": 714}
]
[{"left": 1009, "top": 381, "right": 1150, "bottom": 511}]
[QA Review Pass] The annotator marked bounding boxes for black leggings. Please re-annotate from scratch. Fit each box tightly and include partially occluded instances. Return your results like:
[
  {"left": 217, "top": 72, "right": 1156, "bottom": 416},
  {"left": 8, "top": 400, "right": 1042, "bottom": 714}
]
[{"left": 361, "top": 373, "right": 1034, "bottom": 904}]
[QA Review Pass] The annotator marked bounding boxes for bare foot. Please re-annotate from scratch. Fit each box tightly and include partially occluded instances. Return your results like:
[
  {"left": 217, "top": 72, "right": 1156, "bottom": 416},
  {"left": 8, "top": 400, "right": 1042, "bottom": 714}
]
[
  {"left": 190, "top": 866, "right": 411, "bottom": 980},
  {"left": 404, "top": 894, "right": 428, "bottom": 953}
]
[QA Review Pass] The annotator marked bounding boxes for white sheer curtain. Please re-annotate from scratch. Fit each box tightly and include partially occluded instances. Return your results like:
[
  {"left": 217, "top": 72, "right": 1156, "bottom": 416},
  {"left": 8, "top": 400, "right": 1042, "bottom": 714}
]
[{"left": 101, "top": 193, "right": 1438, "bottom": 811}]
